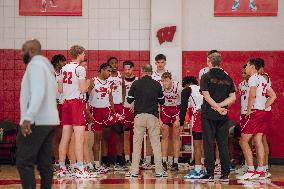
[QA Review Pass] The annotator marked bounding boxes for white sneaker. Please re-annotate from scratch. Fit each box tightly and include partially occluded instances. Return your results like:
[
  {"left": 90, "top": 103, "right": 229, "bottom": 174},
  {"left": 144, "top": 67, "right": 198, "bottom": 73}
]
[
  {"left": 235, "top": 165, "right": 248, "bottom": 175},
  {"left": 236, "top": 170, "right": 259, "bottom": 180},
  {"left": 57, "top": 167, "right": 71, "bottom": 178},
  {"left": 141, "top": 162, "right": 153, "bottom": 170},
  {"left": 95, "top": 165, "right": 109, "bottom": 174}
]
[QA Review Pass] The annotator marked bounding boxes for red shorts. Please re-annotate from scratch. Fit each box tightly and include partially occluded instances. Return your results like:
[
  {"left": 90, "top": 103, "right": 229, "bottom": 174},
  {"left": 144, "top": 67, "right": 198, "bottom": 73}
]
[
  {"left": 263, "top": 111, "right": 272, "bottom": 137},
  {"left": 160, "top": 105, "right": 180, "bottom": 125},
  {"left": 57, "top": 104, "right": 63, "bottom": 127},
  {"left": 61, "top": 99, "right": 87, "bottom": 126},
  {"left": 240, "top": 110, "right": 266, "bottom": 134},
  {"left": 124, "top": 107, "right": 134, "bottom": 129},
  {"left": 192, "top": 111, "right": 202, "bottom": 133},
  {"left": 91, "top": 107, "right": 117, "bottom": 132},
  {"left": 114, "top": 104, "right": 125, "bottom": 124}
]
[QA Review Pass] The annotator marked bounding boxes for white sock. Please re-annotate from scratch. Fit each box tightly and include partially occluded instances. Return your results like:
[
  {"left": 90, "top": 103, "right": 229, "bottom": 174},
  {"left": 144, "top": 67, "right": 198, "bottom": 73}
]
[
  {"left": 146, "top": 156, "right": 151, "bottom": 163},
  {"left": 94, "top": 161, "right": 100, "bottom": 168},
  {"left": 76, "top": 162, "right": 84, "bottom": 170},
  {"left": 264, "top": 165, "right": 269, "bottom": 171},
  {"left": 195, "top": 165, "right": 202, "bottom": 172},
  {"left": 162, "top": 157, "right": 167, "bottom": 162},
  {"left": 248, "top": 166, "right": 255, "bottom": 171},
  {"left": 201, "top": 158, "right": 205, "bottom": 164},
  {"left": 59, "top": 161, "right": 66, "bottom": 169},
  {"left": 256, "top": 166, "right": 264, "bottom": 172},
  {"left": 125, "top": 155, "right": 130, "bottom": 161},
  {"left": 174, "top": 158, "right": 178, "bottom": 164},
  {"left": 168, "top": 156, "right": 173, "bottom": 164}
]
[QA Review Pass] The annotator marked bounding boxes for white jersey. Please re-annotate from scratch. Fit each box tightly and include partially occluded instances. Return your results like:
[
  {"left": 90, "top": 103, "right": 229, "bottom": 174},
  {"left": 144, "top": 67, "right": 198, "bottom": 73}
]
[
  {"left": 262, "top": 73, "right": 272, "bottom": 111},
  {"left": 239, "top": 80, "right": 249, "bottom": 115},
  {"left": 108, "top": 72, "right": 123, "bottom": 105},
  {"left": 152, "top": 70, "right": 177, "bottom": 83},
  {"left": 89, "top": 77, "right": 111, "bottom": 108},
  {"left": 199, "top": 67, "right": 209, "bottom": 80},
  {"left": 162, "top": 81, "right": 182, "bottom": 106},
  {"left": 60, "top": 62, "right": 86, "bottom": 100},
  {"left": 55, "top": 71, "right": 64, "bottom": 104},
  {"left": 188, "top": 85, "right": 203, "bottom": 113},
  {"left": 248, "top": 74, "right": 270, "bottom": 110},
  {"left": 124, "top": 76, "right": 138, "bottom": 108}
]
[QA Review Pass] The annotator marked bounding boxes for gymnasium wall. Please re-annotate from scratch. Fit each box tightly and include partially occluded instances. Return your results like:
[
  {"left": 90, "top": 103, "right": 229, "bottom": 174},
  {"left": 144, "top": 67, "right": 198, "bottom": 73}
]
[{"left": 0, "top": 0, "right": 284, "bottom": 158}]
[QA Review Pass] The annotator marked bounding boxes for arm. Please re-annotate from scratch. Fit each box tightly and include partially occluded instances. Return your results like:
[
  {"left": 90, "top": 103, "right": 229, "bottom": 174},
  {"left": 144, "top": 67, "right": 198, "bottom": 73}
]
[
  {"left": 202, "top": 91, "right": 223, "bottom": 112},
  {"left": 88, "top": 78, "right": 94, "bottom": 95},
  {"left": 127, "top": 81, "right": 136, "bottom": 104},
  {"left": 77, "top": 66, "right": 87, "bottom": 93},
  {"left": 22, "top": 63, "right": 46, "bottom": 123},
  {"left": 265, "top": 87, "right": 277, "bottom": 108},
  {"left": 109, "top": 84, "right": 116, "bottom": 113},
  {"left": 122, "top": 78, "right": 126, "bottom": 104},
  {"left": 58, "top": 70, "right": 63, "bottom": 93},
  {"left": 247, "top": 86, "right": 257, "bottom": 116},
  {"left": 158, "top": 85, "right": 165, "bottom": 105},
  {"left": 179, "top": 87, "right": 191, "bottom": 126},
  {"left": 218, "top": 92, "right": 236, "bottom": 108}
]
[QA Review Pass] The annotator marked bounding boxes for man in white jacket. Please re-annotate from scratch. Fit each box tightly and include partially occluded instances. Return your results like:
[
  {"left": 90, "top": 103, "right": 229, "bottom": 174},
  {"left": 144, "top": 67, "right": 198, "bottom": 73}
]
[{"left": 16, "top": 39, "right": 59, "bottom": 189}]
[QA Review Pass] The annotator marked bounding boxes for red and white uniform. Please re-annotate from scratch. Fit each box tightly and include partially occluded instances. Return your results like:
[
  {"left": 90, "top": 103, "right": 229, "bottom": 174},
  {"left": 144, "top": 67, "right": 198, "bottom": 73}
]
[
  {"left": 124, "top": 76, "right": 138, "bottom": 129},
  {"left": 89, "top": 77, "right": 117, "bottom": 131},
  {"left": 160, "top": 81, "right": 181, "bottom": 125},
  {"left": 188, "top": 85, "right": 203, "bottom": 133},
  {"left": 240, "top": 74, "right": 270, "bottom": 134},
  {"left": 262, "top": 73, "right": 272, "bottom": 137},
  {"left": 239, "top": 80, "right": 249, "bottom": 130},
  {"left": 108, "top": 72, "right": 124, "bottom": 123},
  {"left": 60, "top": 62, "right": 87, "bottom": 126}
]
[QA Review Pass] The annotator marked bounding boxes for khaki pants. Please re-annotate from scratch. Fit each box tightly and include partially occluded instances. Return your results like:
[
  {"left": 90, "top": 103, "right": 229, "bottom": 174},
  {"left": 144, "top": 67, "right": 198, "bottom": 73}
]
[{"left": 130, "top": 113, "right": 163, "bottom": 173}]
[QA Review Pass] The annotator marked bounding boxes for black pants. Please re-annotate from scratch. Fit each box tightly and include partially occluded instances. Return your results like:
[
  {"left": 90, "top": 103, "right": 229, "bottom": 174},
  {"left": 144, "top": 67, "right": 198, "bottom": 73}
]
[
  {"left": 16, "top": 125, "right": 56, "bottom": 189},
  {"left": 202, "top": 117, "right": 230, "bottom": 176}
]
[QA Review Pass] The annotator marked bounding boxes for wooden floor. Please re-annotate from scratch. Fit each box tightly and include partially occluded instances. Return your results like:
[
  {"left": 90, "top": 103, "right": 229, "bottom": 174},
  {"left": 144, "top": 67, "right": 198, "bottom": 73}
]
[{"left": 0, "top": 165, "right": 284, "bottom": 189}]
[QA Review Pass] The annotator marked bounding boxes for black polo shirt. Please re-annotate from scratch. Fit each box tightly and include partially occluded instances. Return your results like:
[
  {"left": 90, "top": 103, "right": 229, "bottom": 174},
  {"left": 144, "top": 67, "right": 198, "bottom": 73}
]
[
  {"left": 127, "top": 75, "right": 165, "bottom": 118},
  {"left": 200, "top": 68, "right": 235, "bottom": 120}
]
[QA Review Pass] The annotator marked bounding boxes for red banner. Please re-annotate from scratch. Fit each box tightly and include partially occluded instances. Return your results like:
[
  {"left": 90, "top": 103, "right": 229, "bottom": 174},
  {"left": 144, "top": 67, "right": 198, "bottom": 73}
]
[
  {"left": 214, "top": 0, "right": 278, "bottom": 17},
  {"left": 19, "top": 0, "right": 82, "bottom": 16}
]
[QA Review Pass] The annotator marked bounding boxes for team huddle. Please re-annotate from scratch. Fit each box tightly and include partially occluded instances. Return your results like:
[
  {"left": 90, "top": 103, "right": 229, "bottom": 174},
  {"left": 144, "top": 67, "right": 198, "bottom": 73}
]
[{"left": 51, "top": 46, "right": 276, "bottom": 181}]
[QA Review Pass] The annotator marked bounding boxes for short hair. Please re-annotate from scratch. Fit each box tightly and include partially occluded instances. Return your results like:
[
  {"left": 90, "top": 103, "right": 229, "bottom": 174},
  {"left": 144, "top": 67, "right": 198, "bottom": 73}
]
[
  {"left": 69, "top": 45, "right": 85, "bottom": 59},
  {"left": 51, "top": 54, "right": 66, "bottom": 68},
  {"left": 141, "top": 64, "right": 152, "bottom": 73},
  {"left": 161, "top": 72, "right": 172, "bottom": 80},
  {"left": 182, "top": 76, "right": 198, "bottom": 87},
  {"left": 123, "top": 60, "right": 134, "bottom": 68},
  {"left": 107, "top": 57, "right": 118, "bottom": 64},
  {"left": 256, "top": 58, "right": 265, "bottom": 68},
  {"left": 207, "top": 50, "right": 219, "bottom": 56},
  {"left": 242, "top": 64, "right": 247, "bottom": 69},
  {"left": 208, "top": 52, "right": 221, "bottom": 67},
  {"left": 248, "top": 58, "right": 262, "bottom": 71},
  {"left": 155, "top": 54, "right": 166, "bottom": 61},
  {"left": 99, "top": 63, "right": 111, "bottom": 72}
]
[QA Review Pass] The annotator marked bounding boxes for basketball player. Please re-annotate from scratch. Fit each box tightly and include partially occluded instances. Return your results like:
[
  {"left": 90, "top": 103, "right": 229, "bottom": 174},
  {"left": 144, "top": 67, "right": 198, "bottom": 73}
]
[
  {"left": 88, "top": 63, "right": 116, "bottom": 173},
  {"left": 237, "top": 59, "right": 276, "bottom": 180},
  {"left": 181, "top": 76, "right": 205, "bottom": 179},
  {"left": 160, "top": 72, "right": 182, "bottom": 171},
  {"left": 107, "top": 57, "right": 127, "bottom": 170},
  {"left": 123, "top": 61, "right": 138, "bottom": 166},
  {"left": 51, "top": 54, "right": 66, "bottom": 171},
  {"left": 57, "top": 45, "right": 96, "bottom": 178},
  {"left": 232, "top": 0, "right": 257, "bottom": 11},
  {"left": 257, "top": 58, "right": 275, "bottom": 177}
]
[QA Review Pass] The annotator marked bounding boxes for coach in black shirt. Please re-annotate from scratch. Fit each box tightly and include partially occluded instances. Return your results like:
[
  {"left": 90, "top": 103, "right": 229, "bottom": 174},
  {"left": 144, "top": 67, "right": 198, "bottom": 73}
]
[
  {"left": 126, "top": 64, "right": 167, "bottom": 178},
  {"left": 200, "top": 52, "right": 236, "bottom": 181}
]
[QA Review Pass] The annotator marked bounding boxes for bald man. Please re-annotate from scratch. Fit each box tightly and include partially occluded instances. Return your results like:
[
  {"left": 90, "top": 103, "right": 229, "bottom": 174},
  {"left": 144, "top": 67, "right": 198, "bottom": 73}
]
[{"left": 16, "top": 39, "right": 59, "bottom": 189}]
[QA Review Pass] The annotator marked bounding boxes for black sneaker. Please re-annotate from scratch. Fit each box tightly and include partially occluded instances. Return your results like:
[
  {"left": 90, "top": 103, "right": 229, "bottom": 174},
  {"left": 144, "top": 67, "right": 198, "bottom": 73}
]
[
  {"left": 219, "top": 175, "right": 229, "bottom": 183},
  {"left": 171, "top": 163, "right": 178, "bottom": 171},
  {"left": 162, "top": 161, "right": 167, "bottom": 171},
  {"left": 200, "top": 174, "right": 214, "bottom": 182}
]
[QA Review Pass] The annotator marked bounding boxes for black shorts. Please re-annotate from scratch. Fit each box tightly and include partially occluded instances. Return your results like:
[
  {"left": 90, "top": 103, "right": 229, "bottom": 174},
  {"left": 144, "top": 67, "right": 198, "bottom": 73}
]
[{"left": 192, "top": 131, "right": 203, "bottom": 140}]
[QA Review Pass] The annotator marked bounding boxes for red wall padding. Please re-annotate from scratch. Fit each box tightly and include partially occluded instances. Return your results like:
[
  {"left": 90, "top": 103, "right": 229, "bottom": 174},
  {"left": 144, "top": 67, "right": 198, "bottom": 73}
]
[{"left": 182, "top": 51, "right": 284, "bottom": 158}]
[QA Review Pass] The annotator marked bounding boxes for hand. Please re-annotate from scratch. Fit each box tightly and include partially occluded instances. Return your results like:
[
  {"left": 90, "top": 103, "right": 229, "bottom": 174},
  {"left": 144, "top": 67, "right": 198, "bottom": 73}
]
[
  {"left": 246, "top": 110, "right": 253, "bottom": 118},
  {"left": 179, "top": 125, "right": 184, "bottom": 133},
  {"left": 218, "top": 107, "right": 228, "bottom": 115},
  {"left": 173, "top": 119, "right": 180, "bottom": 128},
  {"left": 20, "top": 120, "right": 32, "bottom": 137}
]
